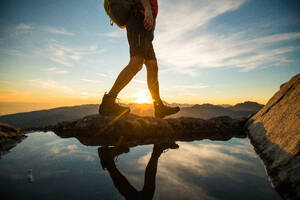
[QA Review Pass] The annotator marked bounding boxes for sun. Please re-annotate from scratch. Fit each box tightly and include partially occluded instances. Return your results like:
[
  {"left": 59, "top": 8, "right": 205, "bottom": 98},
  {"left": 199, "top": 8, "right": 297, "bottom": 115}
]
[{"left": 133, "top": 90, "right": 152, "bottom": 104}]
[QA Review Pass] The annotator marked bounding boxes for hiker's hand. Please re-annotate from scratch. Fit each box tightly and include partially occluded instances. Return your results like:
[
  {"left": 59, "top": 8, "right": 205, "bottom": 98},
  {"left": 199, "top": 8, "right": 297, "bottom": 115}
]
[{"left": 144, "top": 8, "right": 154, "bottom": 31}]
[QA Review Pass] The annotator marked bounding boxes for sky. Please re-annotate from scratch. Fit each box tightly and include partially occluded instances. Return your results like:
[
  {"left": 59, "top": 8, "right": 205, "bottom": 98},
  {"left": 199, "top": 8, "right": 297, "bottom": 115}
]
[{"left": 0, "top": 0, "right": 300, "bottom": 113}]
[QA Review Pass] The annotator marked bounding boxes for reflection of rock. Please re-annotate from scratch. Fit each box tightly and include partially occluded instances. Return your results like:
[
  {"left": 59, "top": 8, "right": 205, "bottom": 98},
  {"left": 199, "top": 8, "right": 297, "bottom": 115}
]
[
  {"left": 46, "top": 115, "right": 247, "bottom": 147},
  {"left": 0, "top": 122, "right": 26, "bottom": 157},
  {"left": 247, "top": 73, "right": 300, "bottom": 200}
]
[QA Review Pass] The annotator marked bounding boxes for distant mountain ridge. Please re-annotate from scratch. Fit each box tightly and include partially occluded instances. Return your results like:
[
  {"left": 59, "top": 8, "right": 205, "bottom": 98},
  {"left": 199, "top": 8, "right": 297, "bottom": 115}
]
[
  {"left": 0, "top": 101, "right": 263, "bottom": 129},
  {"left": 171, "top": 101, "right": 263, "bottom": 119}
]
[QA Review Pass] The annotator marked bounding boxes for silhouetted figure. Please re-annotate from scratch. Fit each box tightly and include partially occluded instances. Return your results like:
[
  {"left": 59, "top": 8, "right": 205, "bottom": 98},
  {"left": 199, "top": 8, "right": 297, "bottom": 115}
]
[
  {"left": 98, "top": 143, "right": 179, "bottom": 200},
  {"left": 99, "top": 0, "right": 180, "bottom": 118}
]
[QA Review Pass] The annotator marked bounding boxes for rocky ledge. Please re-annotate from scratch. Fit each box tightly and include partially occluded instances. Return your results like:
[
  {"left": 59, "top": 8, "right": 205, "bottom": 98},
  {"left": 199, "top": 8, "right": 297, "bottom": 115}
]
[
  {"left": 0, "top": 122, "right": 26, "bottom": 157},
  {"left": 247, "top": 73, "right": 300, "bottom": 200},
  {"left": 39, "top": 115, "right": 247, "bottom": 147}
]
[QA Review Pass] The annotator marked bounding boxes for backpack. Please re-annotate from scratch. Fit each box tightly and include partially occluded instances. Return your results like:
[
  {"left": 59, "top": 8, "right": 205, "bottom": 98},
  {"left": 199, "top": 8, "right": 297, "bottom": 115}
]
[{"left": 104, "top": 0, "right": 135, "bottom": 29}]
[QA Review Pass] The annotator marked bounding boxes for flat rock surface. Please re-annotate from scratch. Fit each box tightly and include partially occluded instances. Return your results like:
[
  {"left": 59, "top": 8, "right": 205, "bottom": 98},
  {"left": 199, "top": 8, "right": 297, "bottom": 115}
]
[
  {"left": 247, "top": 73, "right": 300, "bottom": 200},
  {"left": 41, "top": 115, "right": 247, "bottom": 147},
  {"left": 0, "top": 122, "right": 26, "bottom": 157}
]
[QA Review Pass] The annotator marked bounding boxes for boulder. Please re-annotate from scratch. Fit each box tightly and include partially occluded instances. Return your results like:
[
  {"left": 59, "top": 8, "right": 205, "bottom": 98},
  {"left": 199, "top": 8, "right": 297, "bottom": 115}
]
[
  {"left": 0, "top": 122, "right": 26, "bottom": 157},
  {"left": 247, "top": 73, "right": 300, "bottom": 200}
]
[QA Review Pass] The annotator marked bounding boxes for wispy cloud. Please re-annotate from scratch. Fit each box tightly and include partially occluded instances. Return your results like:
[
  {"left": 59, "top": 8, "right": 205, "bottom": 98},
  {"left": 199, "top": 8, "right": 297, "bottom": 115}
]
[
  {"left": 101, "top": 30, "right": 125, "bottom": 38},
  {"left": 97, "top": 72, "right": 146, "bottom": 84},
  {"left": 34, "top": 39, "right": 102, "bottom": 67},
  {"left": 43, "top": 26, "right": 74, "bottom": 36},
  {"left": 97, "top": 73, "right": 114, "bottom": 79},
  {"left": 16, "top": 23, "right": 32, "bottom": 30},
  {"left": 174, "top": 84, "right": 208, "bottom": 89},
  {"left": 155, "top": 0, "right": 300, "bottom": 74},
  {"left": 41, "top": 67, "right": 69, "bottom": 74},
  {"left": 80, "top": 78, "right": 102, "bottom": 83},
  {"left": 132, "top": 79, "right": 146, "bottom": 84},
  {"left": 28, "top": 79, "right": 74, "bottom": 93}
]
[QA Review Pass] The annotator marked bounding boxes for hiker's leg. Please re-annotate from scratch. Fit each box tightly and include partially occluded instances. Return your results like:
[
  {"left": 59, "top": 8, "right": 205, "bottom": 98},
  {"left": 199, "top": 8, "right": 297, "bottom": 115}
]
[
  {"left": 140, "top": 148, "right": 160, "bottom": 199},
  {"left": 145, "top": 59, "right": 161, "bottom": 102},
  {"left": 98, "top": 147, "right": 138, "bottom": 198},
  {"left": 108, "top": 56, "right": 144, "bottom": 97},
  {"left": 106, "top": 166, "right": 139, "bottom": 199}
]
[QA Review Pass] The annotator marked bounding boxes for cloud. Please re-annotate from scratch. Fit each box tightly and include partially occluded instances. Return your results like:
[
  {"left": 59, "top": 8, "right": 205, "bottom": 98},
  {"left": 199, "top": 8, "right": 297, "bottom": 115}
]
[
  {"left": 174, "top": 84, "right": 208, "bottom": 89},
  {"left": 28, "top": 79, "right": 74, "bottom": 93},
  {"left": 16, "top": 23, "right": 32, "bottom": 30},
  {"left": 41, "top": 67, "right": 69, "bottom": 74},
  {"left": 97, "top": 73, "right": 114, "bottom": 79},
  {"left": 43, "top": 26, "right": 74, "bottom": 36},
  {"left": 155, "top": 0, "right": 300, "bottom": 74},
  {"left": 34, "top": 39, "right": 102, "bottom": 67},
  {"left": 101, "top": 30, "right": 125, "bottom": 38},
  {"left": 80, "top": 78, "right": 102, "bottom": 83},
  {"left": 97, "top": 72, "right": 146, "bottom": 84}
]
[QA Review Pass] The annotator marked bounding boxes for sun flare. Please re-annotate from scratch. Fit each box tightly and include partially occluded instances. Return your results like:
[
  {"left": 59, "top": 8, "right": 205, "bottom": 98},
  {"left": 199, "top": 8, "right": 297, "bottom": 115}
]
[{"left": 133, "top": 90, "right": 152, "bottom": 104}]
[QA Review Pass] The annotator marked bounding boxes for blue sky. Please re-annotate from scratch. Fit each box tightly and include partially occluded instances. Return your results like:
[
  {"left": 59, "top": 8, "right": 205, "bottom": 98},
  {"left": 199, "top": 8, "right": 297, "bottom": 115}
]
[{"left": 0, "top": 0, "right": 300, "bottom": 109}]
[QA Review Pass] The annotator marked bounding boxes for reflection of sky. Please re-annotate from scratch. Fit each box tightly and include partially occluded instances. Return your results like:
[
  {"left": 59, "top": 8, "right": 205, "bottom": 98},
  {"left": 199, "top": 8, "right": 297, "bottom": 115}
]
[{"left": 0, "top": 132, "right": 281, "bottom": 200}]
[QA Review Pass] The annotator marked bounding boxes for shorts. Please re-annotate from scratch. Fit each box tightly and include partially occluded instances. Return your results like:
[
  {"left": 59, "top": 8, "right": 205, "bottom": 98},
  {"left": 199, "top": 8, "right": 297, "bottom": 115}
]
[{"left": 126, "top": 3, "right": 156, "bottom": 60}]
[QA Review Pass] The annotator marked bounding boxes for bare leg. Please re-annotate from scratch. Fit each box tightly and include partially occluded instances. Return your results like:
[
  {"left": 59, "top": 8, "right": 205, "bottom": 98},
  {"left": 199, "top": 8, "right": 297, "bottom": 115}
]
[
  {"left": 141, "top": 149, "right": 161, "bottom": 199},
  {"left": 145, "top": 59, "right": 161, "bottom": 102},
  {"left": 108, "top": 56, "right": 144, "bottom": 97}
]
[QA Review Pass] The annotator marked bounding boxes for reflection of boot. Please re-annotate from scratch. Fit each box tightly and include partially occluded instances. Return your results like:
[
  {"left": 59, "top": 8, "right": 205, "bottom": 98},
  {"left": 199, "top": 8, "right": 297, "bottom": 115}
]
[
  {"left": 154, "top": 100, "right": 180, "bottom": 118},
  {"left": 153, "top": 142, "right": 179, "bottom": 156},
  {"left": 99, "top": 93, "right": 130, "bottom": 116},
  {"left": 98, "top": 146, "right": 130, "bottom": 170}
]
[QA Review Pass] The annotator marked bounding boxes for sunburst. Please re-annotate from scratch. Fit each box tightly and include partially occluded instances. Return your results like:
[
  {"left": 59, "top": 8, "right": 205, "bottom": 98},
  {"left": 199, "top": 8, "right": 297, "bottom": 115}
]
[{"left": 133, "top": 90, "right": 152, "bottom": 104}]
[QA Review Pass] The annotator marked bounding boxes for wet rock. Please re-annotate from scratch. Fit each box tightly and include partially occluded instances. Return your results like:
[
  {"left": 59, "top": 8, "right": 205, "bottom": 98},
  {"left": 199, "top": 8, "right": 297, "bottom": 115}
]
[
  {"left": 43, "top": 114, "right": 247, "bottom": 147},
  {"left": 247, "top": 73, "right": 300, "bottom": 200},
  {"left": 0, "top": 122, "right": 26, "bottom": 157}
]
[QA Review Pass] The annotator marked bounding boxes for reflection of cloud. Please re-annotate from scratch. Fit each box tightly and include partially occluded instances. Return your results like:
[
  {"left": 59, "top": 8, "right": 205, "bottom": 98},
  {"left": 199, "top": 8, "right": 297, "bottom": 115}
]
[
  {"left": 16, "top": 23, "right": 32, "bottom": 30},
  {"left": 39, "top": 170, "right": 69, "bottom": 179},
  {"left": 136, "top": 141, "right": 259, "bottom": 200}
]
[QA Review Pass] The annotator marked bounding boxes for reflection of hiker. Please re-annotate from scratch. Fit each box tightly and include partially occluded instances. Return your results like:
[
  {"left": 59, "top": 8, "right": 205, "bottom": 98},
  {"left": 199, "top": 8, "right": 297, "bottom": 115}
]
[
  {"left": 99, "top": 0, "right": 180, "bottom": 118},
  {"left": 98, "top": 143, "right": 179, "bottom": 200}
]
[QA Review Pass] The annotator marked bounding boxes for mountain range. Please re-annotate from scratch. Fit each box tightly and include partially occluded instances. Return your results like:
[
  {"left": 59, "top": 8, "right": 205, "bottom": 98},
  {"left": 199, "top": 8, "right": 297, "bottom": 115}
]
[{"left": 0, "top": 101, "right": 263, "bottom": 129}]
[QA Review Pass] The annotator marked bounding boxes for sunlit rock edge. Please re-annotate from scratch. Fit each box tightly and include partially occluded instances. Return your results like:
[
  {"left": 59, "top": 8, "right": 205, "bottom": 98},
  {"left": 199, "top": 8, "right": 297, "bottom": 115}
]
[
  {"left": 247, "top": 73, "right": 300, "bottom": 200},
  {"left": 0, "top": 122, "right": 26, "bottom": 157}
]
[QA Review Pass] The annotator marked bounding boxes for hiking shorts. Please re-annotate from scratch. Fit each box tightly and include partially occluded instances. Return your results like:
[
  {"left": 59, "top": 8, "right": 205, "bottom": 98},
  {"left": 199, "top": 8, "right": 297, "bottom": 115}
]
[{"left": 126, "top": 3, "right": 156, "bottom": 60}]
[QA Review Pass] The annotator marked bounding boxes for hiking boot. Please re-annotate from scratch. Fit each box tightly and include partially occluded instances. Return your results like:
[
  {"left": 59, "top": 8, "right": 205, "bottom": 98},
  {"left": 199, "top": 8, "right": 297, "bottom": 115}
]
[
  {"left": 154, "top": 100, "right": 180, "bottom": 118},
  {"left": 153, "top": 142, "right": 179, "bottom": 156},
  {"left": 99, "top": 93, "right": 130, "bottom": 116},
  {"left": 98, "top": 146, "right": 130, "bottom": 170}
]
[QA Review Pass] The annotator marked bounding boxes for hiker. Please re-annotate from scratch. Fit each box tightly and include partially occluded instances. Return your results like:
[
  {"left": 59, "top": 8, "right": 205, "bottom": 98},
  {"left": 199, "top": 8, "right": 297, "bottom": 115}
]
[
  {"left": 99, "top": 0, "right": 180, "bottom": 118},
  {"left": 98, "top": 143, "right": 179, "bottom": 199}
]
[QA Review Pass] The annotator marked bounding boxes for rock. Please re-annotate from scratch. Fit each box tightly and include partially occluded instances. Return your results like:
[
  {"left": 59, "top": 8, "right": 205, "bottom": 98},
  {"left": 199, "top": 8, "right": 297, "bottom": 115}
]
[
  {"left": 45, "top": 114, "right": 247, "bottom": 147},
  {"left": 0, "top": 122, "right": 26, "bottom": 157},
  {"left": 247, "top": 73, "right": 300, "bottom": 200}
]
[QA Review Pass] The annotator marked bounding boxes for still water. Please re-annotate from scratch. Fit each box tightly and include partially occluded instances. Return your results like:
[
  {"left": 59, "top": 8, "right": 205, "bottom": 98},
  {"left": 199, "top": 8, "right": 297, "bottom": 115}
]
[{"left": 0, "top": 132, "right": 281, "bottom": 200}]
